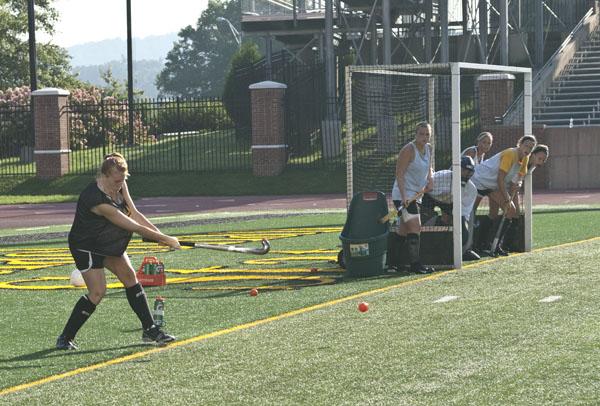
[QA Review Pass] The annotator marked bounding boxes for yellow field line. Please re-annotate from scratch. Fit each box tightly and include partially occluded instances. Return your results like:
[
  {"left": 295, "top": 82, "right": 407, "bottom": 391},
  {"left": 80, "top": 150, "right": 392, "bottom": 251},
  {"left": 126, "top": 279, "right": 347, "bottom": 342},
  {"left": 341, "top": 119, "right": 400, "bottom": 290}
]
[{"left": 2, "top": 235, "right": 599, "bottom": 397}]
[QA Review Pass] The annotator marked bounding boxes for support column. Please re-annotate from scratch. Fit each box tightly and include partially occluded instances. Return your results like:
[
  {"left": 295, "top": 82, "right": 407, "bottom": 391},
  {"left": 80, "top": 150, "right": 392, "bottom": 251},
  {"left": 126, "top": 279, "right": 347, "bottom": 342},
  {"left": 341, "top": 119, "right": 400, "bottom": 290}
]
[
  {"left": 534, "top": 0, "right": 544, "bottom": 68},
  {"left": 265, "top": 36, "right": 273, "bottom": 80},
  {"left": 249, "top": 81, "right": 287, "bottom": 176},
  {"left": 382, "top": 0, "right": 391, "bottom": 64},
  {"left": 31, "top": 88, "right": 70, "bottom": 179},
  {"left": 477, "top": 73, "right": 515, "bottom": 126},
  {"left": 500, "top": 0, "right": 508, "bottom": 65},
  {"left": 370, "top": 17, "right": 378, "bottom": 64},
  {"left": 479, "top": 0, "right": 488, "bottom": 63},
  {"left": 323, "top": 0, "right": 341, "bottom": 157},
  {"left": 425, "top": 0, "right": 433, "bottom": 62},
  {"left": 440, "top": 0, "right": 449, "bottom": 62}
]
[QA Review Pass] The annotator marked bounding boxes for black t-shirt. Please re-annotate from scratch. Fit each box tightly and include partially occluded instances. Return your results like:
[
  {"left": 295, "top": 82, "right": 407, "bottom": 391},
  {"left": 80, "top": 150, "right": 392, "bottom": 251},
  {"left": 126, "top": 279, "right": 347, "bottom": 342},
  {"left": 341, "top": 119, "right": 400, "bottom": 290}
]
[{"left": 68, "top": 182, "right": 133, "bottom": 256}]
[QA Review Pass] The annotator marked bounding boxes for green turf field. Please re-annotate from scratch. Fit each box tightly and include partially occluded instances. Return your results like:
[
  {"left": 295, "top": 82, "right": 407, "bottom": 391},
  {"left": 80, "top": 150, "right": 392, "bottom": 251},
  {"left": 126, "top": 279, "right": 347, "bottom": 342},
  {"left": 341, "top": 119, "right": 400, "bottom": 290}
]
[{"left": 1, "top": 210, "right": 600, "bottom": 404}]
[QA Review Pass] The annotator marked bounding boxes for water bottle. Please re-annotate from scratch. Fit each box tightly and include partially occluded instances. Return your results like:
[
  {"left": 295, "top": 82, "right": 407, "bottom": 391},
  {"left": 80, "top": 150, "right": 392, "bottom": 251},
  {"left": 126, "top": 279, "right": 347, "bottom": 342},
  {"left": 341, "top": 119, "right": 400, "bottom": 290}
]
[
  {"left": 153, "top": 296, "right": 165, "bottom": 326},
  {"left": 569, "top": 117, "right": 573, "bottom": 128}
]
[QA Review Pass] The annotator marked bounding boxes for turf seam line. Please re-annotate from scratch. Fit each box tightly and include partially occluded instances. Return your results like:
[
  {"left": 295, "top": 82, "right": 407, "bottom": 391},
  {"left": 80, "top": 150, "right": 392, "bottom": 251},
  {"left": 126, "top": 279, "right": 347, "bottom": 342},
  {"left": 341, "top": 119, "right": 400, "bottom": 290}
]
[{"left": 2, "top": 235, "right": 599, "bottom": 397}]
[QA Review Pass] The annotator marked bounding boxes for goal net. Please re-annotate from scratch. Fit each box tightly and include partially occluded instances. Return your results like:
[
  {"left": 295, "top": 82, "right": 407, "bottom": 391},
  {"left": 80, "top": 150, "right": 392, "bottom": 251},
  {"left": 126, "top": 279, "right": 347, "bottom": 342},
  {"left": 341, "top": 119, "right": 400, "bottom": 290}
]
[{"left": 344, "top": 63, "right": 533, "bottom": 269}]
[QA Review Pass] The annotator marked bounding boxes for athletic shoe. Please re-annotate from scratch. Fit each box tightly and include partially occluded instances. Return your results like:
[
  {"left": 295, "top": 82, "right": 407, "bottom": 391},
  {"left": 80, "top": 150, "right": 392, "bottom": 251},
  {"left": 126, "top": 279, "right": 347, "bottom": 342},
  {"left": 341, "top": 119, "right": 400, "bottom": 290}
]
[
  {"left": 410, "top": 262, "right": 434, "bottom": 274},
  {"left": 495, "top": 246, "right": 509, "bottom": 256},
  {"left": 463, "top": 249, "right": 481, "bottom": 261},
  {"left": 56, "top": 334, "right": 78, "bottom": 350},
  {"left": 142, "top": 325, "right": 176, "bottom": 345}
]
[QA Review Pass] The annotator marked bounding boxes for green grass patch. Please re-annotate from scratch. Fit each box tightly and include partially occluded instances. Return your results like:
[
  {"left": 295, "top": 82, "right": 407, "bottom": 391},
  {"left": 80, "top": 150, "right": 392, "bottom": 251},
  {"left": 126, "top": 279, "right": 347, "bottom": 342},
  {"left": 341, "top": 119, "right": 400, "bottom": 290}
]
[
  {"left": 0, "top": 212, "right": 599, "bottom": 403},
  {"left": 0, "top": 168, "right": 346, "bottom": 204}
]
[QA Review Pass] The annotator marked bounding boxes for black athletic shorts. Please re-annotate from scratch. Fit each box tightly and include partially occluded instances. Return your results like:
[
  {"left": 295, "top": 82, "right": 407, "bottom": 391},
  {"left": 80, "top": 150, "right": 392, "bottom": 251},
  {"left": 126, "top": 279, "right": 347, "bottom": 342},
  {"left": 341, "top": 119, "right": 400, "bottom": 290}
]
[
  {"left": 422, "top": 194, "right": 452, "bottom": 216},
  {"left": 477, "top": 188, "right": 494, "bottom": 197},
  {"left": 70, "top": 247, "right": 106, "bottom": 272},
  {"left": 392, "top": 200, "right": 420, "bottom": 216}
]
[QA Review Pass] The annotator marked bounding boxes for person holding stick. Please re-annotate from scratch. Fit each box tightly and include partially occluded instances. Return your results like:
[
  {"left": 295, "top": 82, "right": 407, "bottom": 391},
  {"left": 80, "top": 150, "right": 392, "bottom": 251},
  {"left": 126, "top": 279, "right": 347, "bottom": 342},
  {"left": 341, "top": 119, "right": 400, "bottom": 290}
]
[
  {"left": 470, "top": 135, "right": 537, "bottom": 256},
  {"left": 56, "top": 153, "right": 181, "bottom": 350},
  {"left": 390, "top": 122, "right": 435, "bottom": 274},
  {"left": 486, "top": 144, "right": 550, "bottom": 252}
]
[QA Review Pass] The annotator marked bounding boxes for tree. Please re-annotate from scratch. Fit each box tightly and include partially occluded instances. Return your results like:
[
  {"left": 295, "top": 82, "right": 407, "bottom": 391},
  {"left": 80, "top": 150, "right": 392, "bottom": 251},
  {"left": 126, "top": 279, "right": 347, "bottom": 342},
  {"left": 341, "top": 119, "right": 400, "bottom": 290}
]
[
  {"left": 222, "top": 42, "right": 261, "bottom": 135},
  {"left": 156, "top": 0, "right": 241, "bottom": 97},
  {"left": 0, "top": 0, "right": 79, "bottom": 90}
]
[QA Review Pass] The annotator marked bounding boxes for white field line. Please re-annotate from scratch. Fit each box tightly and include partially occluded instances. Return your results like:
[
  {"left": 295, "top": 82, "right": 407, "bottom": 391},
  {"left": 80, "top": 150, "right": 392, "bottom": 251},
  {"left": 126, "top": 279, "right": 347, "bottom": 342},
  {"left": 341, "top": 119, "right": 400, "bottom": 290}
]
[
  {"left": 434, "top": 295, "right": 459, "bottom": 303},
  {"left": 14, "top": 226, "right": 50, "bottom": 231},
  {"left": 539, "top": 295, "right": 562, "bottom": 303}
]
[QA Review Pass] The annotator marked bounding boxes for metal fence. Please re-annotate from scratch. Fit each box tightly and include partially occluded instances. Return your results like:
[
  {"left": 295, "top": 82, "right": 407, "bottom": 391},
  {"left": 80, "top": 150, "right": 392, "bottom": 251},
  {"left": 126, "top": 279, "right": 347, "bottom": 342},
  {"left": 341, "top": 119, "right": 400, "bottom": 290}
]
[
  {"left": 64, "top": 97, "right": 252, "bottom": 174},
  {"left": 0, "top": 102, "right": 34, "bottom": 176},
  {"left": 0, "top": 84, "right": 343, "bottom": 176}
]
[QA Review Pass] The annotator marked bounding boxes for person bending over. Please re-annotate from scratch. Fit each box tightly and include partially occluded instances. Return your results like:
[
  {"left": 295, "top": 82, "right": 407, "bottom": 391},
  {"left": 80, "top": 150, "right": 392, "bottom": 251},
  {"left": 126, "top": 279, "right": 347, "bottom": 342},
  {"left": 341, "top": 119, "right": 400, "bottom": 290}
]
[
  {"left": 56, "top": 153, "right": 181, "bottom": 350},
  {"left": 421, "top": 156, "right": 480, "bottom": 260},
  {"left": 486, "top": 144, "right": 550, "bottom": 252},
  {"left": 470, "top": 135, "right": 537, "bottom": 256}
]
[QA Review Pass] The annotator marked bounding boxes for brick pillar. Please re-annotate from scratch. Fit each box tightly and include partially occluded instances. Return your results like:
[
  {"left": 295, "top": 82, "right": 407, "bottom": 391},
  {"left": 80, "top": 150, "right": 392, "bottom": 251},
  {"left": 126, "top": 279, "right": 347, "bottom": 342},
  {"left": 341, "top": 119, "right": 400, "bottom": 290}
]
[
  {"left": 250, "top": 81, "right": 287, "bottom": 176},
  {"left": 477, "top": 73, "right": 515, "bottom": 127},
  {"left": 31, "top": 88, "right": 70, "bottom": 178}
]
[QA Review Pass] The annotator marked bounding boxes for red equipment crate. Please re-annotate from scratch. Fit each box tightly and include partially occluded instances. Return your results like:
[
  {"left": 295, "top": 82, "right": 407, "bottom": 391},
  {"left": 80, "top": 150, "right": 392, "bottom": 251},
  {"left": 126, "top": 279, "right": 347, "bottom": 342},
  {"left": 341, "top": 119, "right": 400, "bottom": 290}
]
[{"left": 136, "top": 256, "right": 166, "bottom": 287}]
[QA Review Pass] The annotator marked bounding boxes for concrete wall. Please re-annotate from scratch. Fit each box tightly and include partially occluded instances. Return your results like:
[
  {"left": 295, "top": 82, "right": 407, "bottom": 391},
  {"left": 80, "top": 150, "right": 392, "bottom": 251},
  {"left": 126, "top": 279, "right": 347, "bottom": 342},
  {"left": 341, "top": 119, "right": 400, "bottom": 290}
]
[{"left": 482, "top": 125, "right": 600, "bottom": 190}]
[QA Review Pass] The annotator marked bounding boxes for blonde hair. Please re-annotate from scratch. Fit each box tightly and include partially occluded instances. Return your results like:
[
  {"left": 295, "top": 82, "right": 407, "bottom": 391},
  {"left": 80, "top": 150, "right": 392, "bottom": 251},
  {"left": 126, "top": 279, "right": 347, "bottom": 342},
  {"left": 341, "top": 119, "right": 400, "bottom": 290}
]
[
  {"left": 99, "top": 152, "right": 129, "bottom": 178},
  {"left": 518, "top": 134, "right": 537, "bottom": 146},
  {"left": 415, "top": 121, "right": 431, "bottom": 133},
  {"left": 477, "top": 132, "right": 493, "bottom": 143}
]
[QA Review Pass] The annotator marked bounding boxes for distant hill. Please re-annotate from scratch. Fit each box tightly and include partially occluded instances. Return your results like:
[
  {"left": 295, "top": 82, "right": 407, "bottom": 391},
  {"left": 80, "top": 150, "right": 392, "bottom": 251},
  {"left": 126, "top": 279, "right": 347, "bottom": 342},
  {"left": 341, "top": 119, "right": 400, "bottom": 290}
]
[
  {"left": 67, "top": 33, "right": 178, "bottom": 66},
  {"left": 68, "top": 34, "right": 178, "bottom": 98},
  {"left": 73, "top": 59, "right": 165, "bottom": 98}
]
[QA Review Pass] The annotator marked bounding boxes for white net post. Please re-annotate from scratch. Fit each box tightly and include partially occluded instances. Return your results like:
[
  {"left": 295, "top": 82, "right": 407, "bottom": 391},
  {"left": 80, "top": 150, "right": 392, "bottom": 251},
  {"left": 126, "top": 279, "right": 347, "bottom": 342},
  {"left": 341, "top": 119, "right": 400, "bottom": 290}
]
[
  {"left": 523, "top": 70, "right": 533, "bottom": 252},
  {"left": 345, "top": 65, "right": 354, "bottom": 208},
  {"left": 428, "top": 77, "right": 436, "bottom": 169},
  {"left": 450, "top": 63, "right": 463, "bottom": 270}
]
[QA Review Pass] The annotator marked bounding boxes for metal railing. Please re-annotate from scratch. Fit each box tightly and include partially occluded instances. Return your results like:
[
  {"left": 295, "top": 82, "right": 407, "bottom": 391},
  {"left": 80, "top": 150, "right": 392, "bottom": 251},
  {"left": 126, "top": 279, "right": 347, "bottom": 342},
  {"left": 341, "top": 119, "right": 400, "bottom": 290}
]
[
  {"left": 0, "top": 89, "right": 345, "bottom": 176},
  {"left": 0, "top": 102, "right": 34, "bottom": 176}
]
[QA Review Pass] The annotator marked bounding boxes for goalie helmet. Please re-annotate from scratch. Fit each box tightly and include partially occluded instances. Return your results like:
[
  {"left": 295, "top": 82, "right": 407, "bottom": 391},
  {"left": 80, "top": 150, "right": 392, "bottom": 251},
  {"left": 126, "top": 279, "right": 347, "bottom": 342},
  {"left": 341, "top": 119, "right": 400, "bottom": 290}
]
[{"left": 461, "top": 156, "right": 475, "bottom": 172}]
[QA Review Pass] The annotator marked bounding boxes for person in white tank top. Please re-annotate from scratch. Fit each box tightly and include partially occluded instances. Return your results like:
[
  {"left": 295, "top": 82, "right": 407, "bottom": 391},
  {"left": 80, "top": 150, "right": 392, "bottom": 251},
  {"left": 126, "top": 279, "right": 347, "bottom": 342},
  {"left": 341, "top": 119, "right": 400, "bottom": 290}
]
[
  {"left": 462, "top": 132, "right": 493, "bottom": 166},
  {"left": 390, "top": 122, "right": 434, "bottom": 274}
]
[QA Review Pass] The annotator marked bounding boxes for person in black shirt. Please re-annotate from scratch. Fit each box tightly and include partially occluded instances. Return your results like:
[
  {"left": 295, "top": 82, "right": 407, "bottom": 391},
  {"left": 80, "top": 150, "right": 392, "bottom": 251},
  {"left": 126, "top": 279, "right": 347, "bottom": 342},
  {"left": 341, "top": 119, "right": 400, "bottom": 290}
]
[{"left": 56, "top": 153, "right": 181, "bottom": 350}]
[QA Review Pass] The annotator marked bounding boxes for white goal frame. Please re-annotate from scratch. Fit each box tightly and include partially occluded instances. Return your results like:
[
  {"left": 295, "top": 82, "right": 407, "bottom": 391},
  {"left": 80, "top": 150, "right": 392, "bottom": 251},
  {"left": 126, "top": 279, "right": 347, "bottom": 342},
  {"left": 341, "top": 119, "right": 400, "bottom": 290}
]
[{"left": 345, "top": 62, "right": 533, "bottom": 269}]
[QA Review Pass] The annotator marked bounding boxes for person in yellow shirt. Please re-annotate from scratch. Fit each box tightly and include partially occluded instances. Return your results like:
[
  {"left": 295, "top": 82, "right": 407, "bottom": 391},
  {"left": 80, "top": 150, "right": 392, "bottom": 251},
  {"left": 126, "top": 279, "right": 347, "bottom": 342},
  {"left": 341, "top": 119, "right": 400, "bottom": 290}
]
[{"left": 470, "top": 135, "right": 537, "bottom": 255}]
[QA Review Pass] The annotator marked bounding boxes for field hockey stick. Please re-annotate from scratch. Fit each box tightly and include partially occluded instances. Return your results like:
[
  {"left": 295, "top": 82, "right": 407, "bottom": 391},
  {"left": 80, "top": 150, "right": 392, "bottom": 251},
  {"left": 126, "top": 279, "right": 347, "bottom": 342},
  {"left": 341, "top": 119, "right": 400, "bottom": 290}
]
[
  {"left": 397, "top": 189, "right": 426, "bottom": 212},
  {"left": 489, "top": 189, "right": 519, "bottom": 254},
  {"left": 143, "top": 238, "right": 271, "bottom": 255}
]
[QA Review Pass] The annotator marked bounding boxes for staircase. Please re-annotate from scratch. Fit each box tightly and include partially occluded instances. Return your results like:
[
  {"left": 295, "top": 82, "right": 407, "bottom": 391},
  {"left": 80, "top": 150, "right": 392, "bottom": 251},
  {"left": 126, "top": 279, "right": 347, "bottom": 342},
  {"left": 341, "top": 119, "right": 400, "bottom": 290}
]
[{"left": 534, "top": 28, "right": 600, "bottom": 127}]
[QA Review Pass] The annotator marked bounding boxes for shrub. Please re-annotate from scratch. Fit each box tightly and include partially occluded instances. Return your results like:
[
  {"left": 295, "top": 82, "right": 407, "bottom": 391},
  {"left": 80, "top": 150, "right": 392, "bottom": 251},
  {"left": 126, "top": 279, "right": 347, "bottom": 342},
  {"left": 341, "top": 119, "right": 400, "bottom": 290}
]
[
  {"left": 222, "top": 42, "right": 262, "bottom": 138},
  {"left": 151, "top": 99, "right": 233, "bottom": 135}
]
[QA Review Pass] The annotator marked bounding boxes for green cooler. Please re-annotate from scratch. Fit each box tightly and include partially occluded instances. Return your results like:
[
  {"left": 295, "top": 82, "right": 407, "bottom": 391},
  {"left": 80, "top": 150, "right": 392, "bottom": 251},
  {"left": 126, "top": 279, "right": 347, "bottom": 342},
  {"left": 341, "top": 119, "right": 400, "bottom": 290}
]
[{"left": 339, "top": 191, "right": 389, "bottom": 277}]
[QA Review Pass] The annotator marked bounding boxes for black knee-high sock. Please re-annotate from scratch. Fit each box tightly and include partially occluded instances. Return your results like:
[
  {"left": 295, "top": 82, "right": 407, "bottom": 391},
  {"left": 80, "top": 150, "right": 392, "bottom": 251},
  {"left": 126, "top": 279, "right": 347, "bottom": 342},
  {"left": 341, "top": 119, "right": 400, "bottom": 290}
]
[
  {"left": 406, "top": 233, "right": 420, "bottom": 265},
  {"left": 499, "top": 219, "right": 515, "bottom": 250},
  {"left": 61, "top": 295, "right": 96, "bottom": 340},
  {"left": 387, "top": 233, "right": 406, "bottom": 267},
  {"left": 125, "top": 283, "right": 154, "bottom": 330}
]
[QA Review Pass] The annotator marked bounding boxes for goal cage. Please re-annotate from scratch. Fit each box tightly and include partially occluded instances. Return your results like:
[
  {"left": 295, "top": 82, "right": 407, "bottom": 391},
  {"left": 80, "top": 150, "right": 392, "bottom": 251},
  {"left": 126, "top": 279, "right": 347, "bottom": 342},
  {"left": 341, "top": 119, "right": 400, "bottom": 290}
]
[{"left": 344, "top": 63, "right": 533, "bottom": 269}]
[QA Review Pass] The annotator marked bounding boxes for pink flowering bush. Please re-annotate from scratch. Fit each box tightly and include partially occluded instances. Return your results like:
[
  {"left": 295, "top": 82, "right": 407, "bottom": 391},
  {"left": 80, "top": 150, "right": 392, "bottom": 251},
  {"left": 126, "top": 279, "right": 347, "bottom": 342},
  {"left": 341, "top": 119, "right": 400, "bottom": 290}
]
[
  {"left": 68, "top": 87, "right": 154, "bottom": 150},
  {"left": 0, "top": 86, "right": 33, "bottom": 158},
  {"left": 0, "top": 86, "right": 154, "bottom": 156}
]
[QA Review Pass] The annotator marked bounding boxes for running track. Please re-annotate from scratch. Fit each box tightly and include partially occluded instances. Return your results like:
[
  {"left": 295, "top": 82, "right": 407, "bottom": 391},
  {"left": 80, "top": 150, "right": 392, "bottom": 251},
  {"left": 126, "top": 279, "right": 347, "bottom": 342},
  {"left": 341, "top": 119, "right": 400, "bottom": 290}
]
[{"left": 1, "top": 191, "right": 599, "bottom": 230}]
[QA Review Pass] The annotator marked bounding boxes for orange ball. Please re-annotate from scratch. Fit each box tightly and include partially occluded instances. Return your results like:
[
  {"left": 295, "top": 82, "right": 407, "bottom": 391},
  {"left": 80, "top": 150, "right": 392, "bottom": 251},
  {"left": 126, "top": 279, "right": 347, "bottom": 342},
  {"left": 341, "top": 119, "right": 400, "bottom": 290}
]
[{"left": 249, "top": 288, "right": 258, "bottom": 297}]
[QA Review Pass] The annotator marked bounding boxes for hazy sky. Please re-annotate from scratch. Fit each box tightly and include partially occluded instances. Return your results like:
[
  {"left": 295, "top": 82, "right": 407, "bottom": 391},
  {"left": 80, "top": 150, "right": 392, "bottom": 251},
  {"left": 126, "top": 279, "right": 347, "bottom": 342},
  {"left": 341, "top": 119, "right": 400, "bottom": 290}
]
[{"left": 41, "top": 0, "right": 209, "bottom": 47}]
